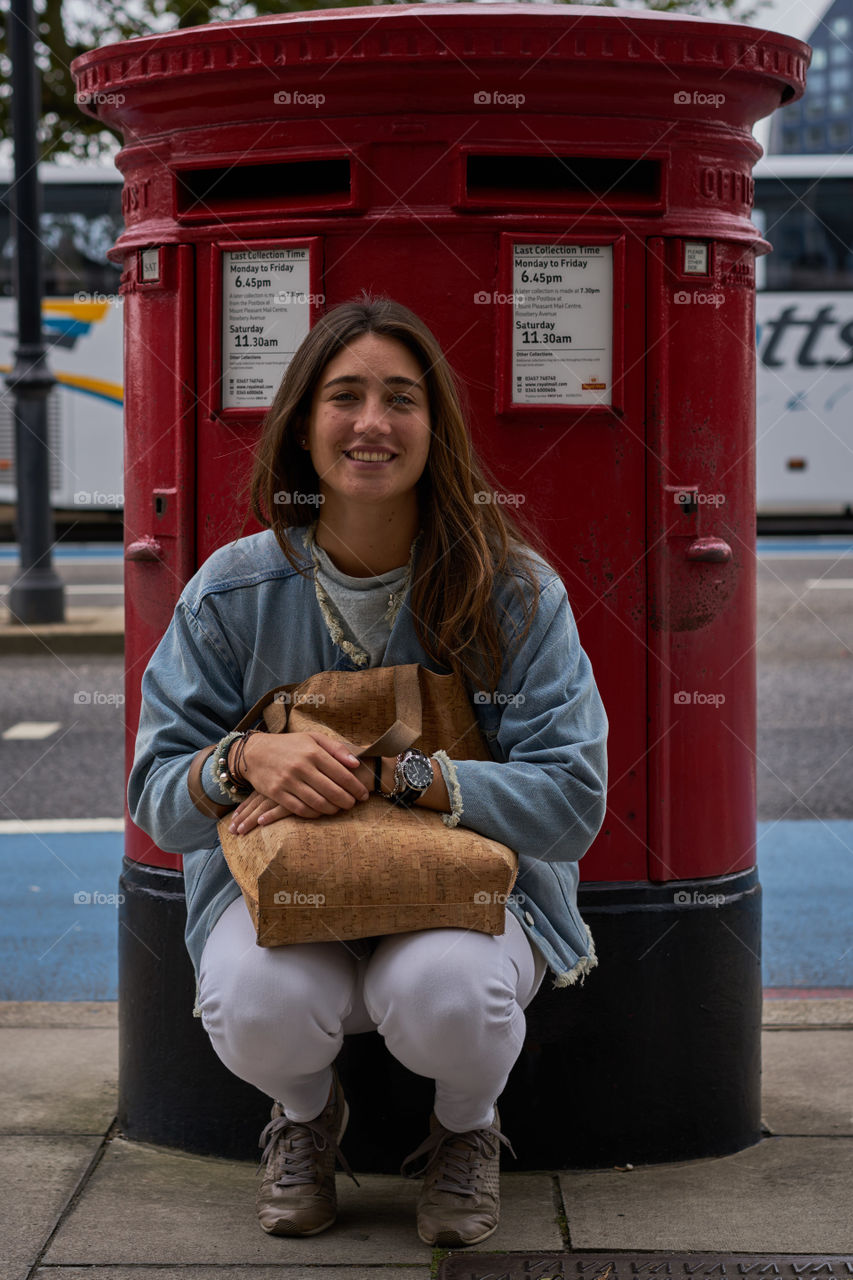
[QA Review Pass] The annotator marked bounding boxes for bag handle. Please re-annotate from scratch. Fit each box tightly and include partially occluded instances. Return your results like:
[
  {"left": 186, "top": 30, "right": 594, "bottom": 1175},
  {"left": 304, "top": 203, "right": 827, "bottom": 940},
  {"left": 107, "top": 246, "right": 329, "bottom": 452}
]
[
  {"left": 228, "top": 664, "right": 424, "bottom": 758},
  {"left": 355, "top": 665, "right": 422, "bottom": 758}
]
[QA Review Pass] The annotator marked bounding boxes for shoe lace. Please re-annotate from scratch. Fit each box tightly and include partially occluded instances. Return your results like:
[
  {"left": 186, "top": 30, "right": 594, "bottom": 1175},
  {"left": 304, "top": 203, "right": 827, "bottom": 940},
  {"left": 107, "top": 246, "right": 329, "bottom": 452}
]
[
  {"left": 258, "top": 1113, "right": 360, "bottom": 1189},
  {"left": 400, "top": 1120, "right": 516, "bottom": 1197}
]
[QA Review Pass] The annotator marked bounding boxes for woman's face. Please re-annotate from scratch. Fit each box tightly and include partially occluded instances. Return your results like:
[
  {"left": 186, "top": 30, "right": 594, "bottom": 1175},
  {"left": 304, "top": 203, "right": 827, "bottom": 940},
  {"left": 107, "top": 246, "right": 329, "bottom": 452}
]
[{"left": 302, "top": 332, "right": 431, "bottom": 511}]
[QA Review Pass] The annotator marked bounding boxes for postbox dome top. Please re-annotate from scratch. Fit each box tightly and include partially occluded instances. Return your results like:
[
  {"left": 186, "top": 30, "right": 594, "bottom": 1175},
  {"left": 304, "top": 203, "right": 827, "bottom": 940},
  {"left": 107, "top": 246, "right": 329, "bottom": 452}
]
[{"left": 73, "top": 1, "right": 809, "bottom": 117}]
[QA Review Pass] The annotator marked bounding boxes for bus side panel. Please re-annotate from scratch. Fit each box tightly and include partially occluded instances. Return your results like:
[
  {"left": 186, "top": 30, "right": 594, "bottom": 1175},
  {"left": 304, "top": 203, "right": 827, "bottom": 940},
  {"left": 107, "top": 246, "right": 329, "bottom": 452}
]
[{"left": 756, "top": 291, "right": 853, "bottom": 516}]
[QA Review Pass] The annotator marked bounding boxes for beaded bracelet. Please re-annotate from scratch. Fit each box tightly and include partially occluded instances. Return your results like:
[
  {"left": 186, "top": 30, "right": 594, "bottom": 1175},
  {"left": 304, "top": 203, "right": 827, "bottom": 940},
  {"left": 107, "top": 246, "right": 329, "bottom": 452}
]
[{"left": 213, "top": 730, "right": 253, "bottom": 802}]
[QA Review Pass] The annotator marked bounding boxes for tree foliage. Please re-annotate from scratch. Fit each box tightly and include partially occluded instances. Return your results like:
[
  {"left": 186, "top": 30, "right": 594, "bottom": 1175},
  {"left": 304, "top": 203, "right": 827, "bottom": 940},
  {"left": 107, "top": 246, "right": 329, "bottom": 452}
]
[{"left": 0, "top": 0, "right": 771, "bottom": 162}]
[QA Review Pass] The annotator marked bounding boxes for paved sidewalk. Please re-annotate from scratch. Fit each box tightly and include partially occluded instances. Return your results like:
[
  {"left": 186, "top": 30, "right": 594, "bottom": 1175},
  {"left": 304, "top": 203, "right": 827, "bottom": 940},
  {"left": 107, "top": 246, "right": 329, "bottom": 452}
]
[{"left": 1, "top": 996, "right": 852, "bottom": 1279}]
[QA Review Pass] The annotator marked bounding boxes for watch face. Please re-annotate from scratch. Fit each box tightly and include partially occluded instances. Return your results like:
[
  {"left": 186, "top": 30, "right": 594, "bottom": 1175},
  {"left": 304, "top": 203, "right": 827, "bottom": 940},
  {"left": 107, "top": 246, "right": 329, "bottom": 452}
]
[{"left": 402, "top": 751, "right": 433, "bottom": 790}]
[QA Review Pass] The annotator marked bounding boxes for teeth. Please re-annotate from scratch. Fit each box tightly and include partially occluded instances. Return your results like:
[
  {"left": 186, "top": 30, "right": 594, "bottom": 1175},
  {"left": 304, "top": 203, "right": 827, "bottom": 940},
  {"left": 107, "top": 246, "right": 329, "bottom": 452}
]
[{"left": 347, "top": 450, "right": 394, "bottom": 462}]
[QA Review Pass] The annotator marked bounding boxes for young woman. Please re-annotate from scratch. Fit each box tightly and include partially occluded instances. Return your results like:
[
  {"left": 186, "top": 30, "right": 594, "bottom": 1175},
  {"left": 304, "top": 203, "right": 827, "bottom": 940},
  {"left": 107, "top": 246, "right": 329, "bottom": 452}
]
[{"left": 128, "top": 294, "right": 608, "bottom": 1248}]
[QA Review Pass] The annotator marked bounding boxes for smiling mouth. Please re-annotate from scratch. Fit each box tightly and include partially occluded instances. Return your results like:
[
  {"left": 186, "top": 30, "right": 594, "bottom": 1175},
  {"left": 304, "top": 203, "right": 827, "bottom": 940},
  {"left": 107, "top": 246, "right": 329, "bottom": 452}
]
[{"left": 344, "top": 449, "right": 397, "bottom": 462}]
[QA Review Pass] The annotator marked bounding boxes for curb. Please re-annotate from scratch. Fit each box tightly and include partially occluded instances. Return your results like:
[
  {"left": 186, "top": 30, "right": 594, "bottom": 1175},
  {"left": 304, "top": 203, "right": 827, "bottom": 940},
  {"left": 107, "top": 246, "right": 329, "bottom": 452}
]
[{"left": 0, "top": 608, "right": 124, "bottom": 656}]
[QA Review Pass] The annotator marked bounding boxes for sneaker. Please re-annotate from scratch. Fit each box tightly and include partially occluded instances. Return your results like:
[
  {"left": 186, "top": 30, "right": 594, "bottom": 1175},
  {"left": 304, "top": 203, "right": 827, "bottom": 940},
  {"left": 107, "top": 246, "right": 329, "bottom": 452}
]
[
  {"left": 400, "top": 1106, "right": 516, "bottom": 1247},
  {"left": 256, "top": 1066, "right": 359, "bottom": 1236}
]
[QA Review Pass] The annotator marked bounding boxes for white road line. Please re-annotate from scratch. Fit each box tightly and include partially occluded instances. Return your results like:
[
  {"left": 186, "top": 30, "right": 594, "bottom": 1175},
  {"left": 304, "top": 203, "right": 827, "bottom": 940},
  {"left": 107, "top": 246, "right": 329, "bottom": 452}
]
[
  {"left": 0, "top": 584, "right": 123, "bottom": 595},
  {"left": 0, "top": 818, "right": 125, "bottom": 833},
  {"left": 2, "top": 722, "right": 62, "bottom": 740}
]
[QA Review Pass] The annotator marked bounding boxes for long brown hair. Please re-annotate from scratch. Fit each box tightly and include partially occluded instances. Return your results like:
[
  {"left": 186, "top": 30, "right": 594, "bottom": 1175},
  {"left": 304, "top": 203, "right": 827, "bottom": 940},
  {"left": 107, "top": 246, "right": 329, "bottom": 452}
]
[{"left": 247, "top": 293, "right": 553, "bottom": 693}]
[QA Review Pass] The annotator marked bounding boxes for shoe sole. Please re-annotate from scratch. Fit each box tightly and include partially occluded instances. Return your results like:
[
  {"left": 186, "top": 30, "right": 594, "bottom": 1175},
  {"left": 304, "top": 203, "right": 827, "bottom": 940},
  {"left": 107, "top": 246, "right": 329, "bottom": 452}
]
[
  {"left": 260, "top": 1090, "right": 350, "bottom": 1237},
  {"left": 418, "top": 1219, "right": 499, "bottom": 1247}
]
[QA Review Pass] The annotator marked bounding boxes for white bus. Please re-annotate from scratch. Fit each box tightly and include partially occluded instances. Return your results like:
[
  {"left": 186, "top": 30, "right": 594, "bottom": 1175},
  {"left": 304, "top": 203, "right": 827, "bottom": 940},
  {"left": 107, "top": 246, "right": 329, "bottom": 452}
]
[
  {"left": 0, "top": 165, "right": 124, "bottom": 517},
  {"left": 753, "top": 155, "right": 853, "bottom": 524}
]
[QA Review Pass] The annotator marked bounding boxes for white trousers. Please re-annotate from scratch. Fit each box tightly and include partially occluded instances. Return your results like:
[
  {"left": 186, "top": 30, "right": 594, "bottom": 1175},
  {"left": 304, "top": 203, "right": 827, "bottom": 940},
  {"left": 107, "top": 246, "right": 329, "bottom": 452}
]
[{"left": 197, "top": 895, "right": 549, "bottom": 1132}]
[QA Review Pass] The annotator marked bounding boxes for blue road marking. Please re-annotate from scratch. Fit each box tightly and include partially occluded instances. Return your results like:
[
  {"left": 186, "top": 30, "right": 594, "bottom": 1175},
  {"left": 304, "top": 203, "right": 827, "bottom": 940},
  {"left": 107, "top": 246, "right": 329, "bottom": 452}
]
[
  {"left": 0, "top": 544, "right": 123, "bottom": 562},
  {"left": 0, "top": 830, "right": 123, "bottom": 1000},
  {"left": 0, "top": 821, "right": 851, "bottom": 999},
  {"left": 756, "top": 538, "right": 853, "bottom": 556},
  {"left": 757, "top": 820, "right": 853, "bottom": 988}
]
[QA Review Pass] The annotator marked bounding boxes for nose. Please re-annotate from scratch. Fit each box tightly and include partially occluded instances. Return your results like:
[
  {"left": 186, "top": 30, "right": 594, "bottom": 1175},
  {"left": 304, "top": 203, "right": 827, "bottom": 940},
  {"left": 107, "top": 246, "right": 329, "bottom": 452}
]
[{"left": 353, "top": 393, "right": 392, "bottom": 437}]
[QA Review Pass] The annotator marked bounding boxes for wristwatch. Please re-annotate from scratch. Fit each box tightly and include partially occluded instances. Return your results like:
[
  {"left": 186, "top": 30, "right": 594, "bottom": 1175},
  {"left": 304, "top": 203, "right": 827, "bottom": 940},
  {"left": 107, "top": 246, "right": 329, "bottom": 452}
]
[{"left": 387, "top": 749, "right": 434, "bottom": 807}]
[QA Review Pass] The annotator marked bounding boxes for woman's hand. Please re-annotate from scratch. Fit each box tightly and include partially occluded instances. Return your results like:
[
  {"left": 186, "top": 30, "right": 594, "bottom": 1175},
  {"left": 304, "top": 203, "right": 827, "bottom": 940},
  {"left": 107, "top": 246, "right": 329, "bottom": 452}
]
[
  {"left": 228, "top": 791, "right": 287, "bottom": 834},
  {"left": 228, "top": 731, "right": 370, "bottom": 829}
]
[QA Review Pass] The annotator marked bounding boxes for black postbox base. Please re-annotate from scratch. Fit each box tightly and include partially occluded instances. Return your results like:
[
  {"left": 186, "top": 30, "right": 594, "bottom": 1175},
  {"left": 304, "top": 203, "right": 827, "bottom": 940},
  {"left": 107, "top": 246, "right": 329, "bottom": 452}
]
[{"left": 118, "top": 857, "right": 761, "bottom": 1169}]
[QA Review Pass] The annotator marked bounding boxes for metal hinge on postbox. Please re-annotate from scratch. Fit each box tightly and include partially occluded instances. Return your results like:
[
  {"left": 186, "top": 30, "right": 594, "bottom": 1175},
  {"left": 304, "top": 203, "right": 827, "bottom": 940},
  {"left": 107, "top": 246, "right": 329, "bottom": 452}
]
[
  {"left": 665, "top": 484, "right": 732, "bottom": 563},
  {"left": 125, "top": 487, "right": 179, "bottom": 563}
]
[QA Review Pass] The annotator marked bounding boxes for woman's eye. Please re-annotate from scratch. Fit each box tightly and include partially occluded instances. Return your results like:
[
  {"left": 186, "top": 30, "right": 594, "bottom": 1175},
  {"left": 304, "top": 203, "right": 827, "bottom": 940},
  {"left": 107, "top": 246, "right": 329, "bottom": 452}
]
[{"left": 390, "top": 394, "right": 414, "bottom": 406}]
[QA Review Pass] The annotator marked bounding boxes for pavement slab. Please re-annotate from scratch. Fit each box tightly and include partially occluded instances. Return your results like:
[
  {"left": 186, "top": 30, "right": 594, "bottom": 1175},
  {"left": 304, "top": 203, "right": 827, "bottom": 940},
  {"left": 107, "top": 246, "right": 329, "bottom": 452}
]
[
  {"left": 35, "top": 1272, "right": 432, "bottom": 1280},
  {"left": 0, "top": 1135, "right": 104, "bottom": 1280},
  {"left": 0, "top": 1026, "right": 117, "bottom": 1135},
  {"left": 43, "top": 1138, "right": 431, "bottom": 1265},
  {"left": 44, "top": 1137, "right": 561, "bottom": 1266},
  {"left": 761, "top": 1029, "right": 853, "bottom": 1136},
  {"left": 559, "top": 1135, "right": 853, "bottom": 1252}
]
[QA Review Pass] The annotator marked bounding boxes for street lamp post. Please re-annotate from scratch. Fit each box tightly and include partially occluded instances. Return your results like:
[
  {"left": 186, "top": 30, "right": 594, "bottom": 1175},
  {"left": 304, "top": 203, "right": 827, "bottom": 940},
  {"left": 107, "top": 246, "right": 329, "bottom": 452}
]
[{"left": 5, "top": 0, "right": 65, "bottom": 624}]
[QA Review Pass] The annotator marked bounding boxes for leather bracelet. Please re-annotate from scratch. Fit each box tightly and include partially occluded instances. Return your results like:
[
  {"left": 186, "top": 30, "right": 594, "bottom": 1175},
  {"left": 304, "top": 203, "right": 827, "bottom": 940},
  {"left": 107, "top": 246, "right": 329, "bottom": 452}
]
[
  {"left": 373, "top": 755, "right": 383, "bottom": 795},
  {"left": 230, "top": 728, "right": 258, "bottom": 789}
]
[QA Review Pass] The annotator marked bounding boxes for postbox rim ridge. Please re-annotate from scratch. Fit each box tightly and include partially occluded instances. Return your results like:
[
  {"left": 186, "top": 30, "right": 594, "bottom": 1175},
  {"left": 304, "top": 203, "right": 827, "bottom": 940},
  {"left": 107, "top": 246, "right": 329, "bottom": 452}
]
[{"left": 70, "top": 4, "right": 811, "bottom": 87}]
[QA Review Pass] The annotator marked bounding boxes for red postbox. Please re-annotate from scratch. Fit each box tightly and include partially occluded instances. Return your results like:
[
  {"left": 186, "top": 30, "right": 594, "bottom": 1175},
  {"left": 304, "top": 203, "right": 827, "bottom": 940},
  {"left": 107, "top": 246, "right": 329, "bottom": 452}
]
[{"left": 72, "top": 3, "right": 807, "bottom": 1168}]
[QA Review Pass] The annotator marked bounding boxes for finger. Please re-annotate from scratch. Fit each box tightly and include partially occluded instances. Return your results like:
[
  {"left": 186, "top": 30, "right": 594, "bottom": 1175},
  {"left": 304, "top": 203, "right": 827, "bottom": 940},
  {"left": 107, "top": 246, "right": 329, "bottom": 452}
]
[
  {"left": 229, "top": 793, "right": 276, "bottom": 832},
  {"left": 303, "top": 743, "right": 370, "bottom": 801},
  {"left": 309, "top": 733, "right": 364, "bottom": 770},
  {"left": 238, "top": 803, "right": 288, "bottom": 832},
  {"left": 256, "top": 805, "right": 288, "bottom": 826}
]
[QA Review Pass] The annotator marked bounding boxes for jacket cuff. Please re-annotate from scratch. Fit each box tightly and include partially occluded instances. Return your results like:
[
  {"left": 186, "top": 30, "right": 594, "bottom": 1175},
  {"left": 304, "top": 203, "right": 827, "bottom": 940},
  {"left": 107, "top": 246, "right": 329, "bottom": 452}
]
[
  {"left": 187, "top": 746, "right": 234, "bottom": 819},
  {"left": 432, "top": 749, "right": 463, "bottom": 829}
]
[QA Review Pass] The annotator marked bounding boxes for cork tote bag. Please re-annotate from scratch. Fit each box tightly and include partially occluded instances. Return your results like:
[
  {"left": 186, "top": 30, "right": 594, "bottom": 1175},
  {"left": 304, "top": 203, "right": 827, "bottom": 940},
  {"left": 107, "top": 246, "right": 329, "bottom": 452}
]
[{"left": 217, "top": 664, "right": 518, "bottom": 946}]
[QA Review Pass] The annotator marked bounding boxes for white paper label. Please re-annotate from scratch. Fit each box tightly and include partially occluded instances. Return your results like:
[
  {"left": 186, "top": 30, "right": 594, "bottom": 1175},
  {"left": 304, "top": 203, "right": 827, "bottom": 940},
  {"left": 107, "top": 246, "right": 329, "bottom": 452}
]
[
  {"left": 222, "top": 247, "right": 312, "bottom": 409},
  {"left": 140, "top": 249, "right": 160, "bottom": 282},
  {"left": 511, "top": 244, "right": 612, "bottom": 406},
  {"left": 684, "top": 241, "right": 710, "bottom": 275}
]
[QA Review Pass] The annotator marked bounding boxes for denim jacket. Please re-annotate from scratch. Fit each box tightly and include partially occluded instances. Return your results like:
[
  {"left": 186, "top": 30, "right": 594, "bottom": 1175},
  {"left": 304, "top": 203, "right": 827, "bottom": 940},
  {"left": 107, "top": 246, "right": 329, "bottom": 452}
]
[{"left": 127, "top": 525, "right": 609, "bottom": 990}]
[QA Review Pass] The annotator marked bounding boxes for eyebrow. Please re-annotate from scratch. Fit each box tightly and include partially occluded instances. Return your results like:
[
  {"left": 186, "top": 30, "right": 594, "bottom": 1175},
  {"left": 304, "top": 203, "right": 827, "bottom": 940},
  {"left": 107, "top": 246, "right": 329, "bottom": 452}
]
[{"left": 321, "top": 374, "right": 424, "bottom": 392}]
